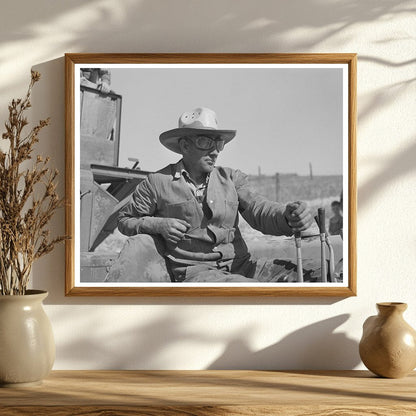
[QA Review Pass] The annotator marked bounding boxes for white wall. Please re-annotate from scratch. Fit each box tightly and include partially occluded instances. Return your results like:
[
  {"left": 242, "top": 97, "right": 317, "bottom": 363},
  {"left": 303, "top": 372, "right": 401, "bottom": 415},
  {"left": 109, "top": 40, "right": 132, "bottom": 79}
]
[{"left": 1, "top": 0, "right": 415, "bottom": 370}]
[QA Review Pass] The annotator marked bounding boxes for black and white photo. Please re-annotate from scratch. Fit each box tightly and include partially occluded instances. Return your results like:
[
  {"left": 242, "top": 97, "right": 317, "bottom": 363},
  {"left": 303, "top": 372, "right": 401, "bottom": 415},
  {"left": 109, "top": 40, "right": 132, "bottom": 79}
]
[{"left": 65, "top": 54, "right": 356, "bottom": 296}]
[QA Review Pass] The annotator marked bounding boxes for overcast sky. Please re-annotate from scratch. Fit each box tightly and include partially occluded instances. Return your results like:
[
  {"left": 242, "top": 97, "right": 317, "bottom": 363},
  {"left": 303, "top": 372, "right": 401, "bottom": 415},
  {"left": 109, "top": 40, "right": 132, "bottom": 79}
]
[{"left": 110, "top": 66, "right": 344, "bottom": 176}]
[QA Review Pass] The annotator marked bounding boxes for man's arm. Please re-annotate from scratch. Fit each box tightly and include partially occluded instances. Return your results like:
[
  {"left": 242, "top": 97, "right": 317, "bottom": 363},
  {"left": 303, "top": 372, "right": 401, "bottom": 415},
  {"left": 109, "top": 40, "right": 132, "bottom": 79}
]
[
  {"left": 118, "top": 177, "right": 157, "bottom": 236},
  {"left": 231, "top": 169, "right": 312, "bottom": 236},
  {"left": 118, "top": 177, "right": 190, "bottom": 243}
]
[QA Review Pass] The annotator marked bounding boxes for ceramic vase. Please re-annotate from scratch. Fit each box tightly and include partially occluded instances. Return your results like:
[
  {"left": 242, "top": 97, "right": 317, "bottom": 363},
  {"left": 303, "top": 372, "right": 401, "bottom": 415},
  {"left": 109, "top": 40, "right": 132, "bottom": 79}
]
[
  {"left": 0, "top": 290, "right": 55, "bottom": 387},
  {"left": 359, "top": 302, "right": 416, "bottom": 378}
]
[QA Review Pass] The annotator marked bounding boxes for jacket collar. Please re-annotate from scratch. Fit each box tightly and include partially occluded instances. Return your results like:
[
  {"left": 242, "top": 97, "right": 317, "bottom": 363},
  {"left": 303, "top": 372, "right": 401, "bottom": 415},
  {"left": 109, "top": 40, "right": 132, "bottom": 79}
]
[
  {"left": 172, "top": 159, "right": 211, "bottom": 186},
  {"left": 172, "top": 159, "right": 187, "bottom": 180}
]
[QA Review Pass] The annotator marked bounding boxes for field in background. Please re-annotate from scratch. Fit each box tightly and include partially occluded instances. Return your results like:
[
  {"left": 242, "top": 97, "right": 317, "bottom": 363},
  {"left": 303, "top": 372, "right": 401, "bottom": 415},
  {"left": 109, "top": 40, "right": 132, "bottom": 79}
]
[
  {"left": 248, "top": 173, "right": 342, "bottom": 203},
  {"left": 96, "top": 174, "right": 343, "bottom": 253}
]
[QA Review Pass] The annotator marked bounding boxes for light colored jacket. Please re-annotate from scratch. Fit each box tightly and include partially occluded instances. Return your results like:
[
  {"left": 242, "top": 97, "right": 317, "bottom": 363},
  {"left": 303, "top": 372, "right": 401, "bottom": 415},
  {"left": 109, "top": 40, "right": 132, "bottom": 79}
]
[{"left": 118, "top": 161, "right": 292, "bottom": 276}]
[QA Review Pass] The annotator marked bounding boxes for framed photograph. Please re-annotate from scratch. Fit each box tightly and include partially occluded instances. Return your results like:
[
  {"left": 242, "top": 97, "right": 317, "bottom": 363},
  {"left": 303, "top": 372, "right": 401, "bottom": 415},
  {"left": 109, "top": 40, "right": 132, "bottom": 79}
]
[{"left": 65, "top": 53, "right": 356, "bottom": 296}]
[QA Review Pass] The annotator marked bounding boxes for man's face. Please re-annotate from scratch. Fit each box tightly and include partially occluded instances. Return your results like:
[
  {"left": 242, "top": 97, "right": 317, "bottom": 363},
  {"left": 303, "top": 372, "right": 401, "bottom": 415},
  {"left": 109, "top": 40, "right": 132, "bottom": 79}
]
[{"left": 180, "top": 135, "right": 224, "bottom": 175}]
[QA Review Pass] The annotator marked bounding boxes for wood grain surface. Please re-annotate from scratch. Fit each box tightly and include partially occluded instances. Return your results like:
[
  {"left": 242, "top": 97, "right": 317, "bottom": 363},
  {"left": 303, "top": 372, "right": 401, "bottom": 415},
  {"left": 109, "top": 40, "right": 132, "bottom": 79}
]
[{"left": 1, "top": 370, "right": 415, "bottom": 415}]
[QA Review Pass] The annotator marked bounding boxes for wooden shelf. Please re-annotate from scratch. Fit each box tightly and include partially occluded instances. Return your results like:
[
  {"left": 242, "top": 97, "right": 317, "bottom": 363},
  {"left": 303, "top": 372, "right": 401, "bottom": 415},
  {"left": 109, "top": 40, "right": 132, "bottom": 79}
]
[{"left": 1, "top": 370, "right": 415, "bottom": 415}]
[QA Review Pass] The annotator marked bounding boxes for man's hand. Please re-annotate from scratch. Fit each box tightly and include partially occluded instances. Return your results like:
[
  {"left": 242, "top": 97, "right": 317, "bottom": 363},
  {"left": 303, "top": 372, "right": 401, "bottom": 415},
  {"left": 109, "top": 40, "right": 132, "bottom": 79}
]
[
  {"left": 99, "top": 81, "right": 111, "bottom": 93},
  {"left": 284, "top": 201, "right": 313, "bottom": 233},
  {"left": 154, "top": 218, "right": 191, "bottom": 244}
]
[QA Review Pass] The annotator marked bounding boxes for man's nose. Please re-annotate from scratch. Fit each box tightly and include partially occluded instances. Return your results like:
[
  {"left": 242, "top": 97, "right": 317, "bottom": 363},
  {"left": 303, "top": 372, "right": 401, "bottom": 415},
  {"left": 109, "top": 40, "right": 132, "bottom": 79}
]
[{"left": 209, "top": 147, "right": 219, "bottom": 156}]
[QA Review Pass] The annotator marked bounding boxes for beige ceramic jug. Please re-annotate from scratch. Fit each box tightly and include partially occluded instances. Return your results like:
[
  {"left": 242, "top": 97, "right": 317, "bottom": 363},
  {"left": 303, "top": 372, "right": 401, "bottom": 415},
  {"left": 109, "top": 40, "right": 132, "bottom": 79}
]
[
  {"left": 0, "top": 290, "right": 55, "bottom": 386},
  {"left": 359, "top": 302, "right": 416, "bottom": 378}
]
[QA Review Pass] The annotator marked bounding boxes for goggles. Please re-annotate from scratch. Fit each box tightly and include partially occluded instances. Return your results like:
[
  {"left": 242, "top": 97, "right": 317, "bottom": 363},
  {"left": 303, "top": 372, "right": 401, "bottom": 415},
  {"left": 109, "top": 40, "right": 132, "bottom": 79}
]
[{"left": 188, "top": 135, "right": 225, "bottom": 152}]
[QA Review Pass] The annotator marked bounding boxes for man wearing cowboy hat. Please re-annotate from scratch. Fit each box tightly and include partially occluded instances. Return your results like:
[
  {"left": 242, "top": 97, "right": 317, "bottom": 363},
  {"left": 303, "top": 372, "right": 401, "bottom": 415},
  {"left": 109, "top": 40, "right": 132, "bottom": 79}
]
[{"left": 118, "top": 107, "right": 314, "bottom": 282}]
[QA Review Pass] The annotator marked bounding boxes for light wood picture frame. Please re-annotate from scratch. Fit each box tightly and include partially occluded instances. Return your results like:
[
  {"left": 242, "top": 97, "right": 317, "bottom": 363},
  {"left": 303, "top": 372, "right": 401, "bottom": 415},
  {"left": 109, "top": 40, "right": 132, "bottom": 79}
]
[{"left": 65, "top": 53, "right": 357, "bottom": 296}]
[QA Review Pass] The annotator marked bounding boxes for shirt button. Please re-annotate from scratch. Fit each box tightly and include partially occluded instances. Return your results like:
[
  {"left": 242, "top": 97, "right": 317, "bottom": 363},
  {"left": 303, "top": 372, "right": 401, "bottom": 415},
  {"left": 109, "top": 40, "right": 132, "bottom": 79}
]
[{"left": 209, "top": 200, "right": 213, "bottom": 204}]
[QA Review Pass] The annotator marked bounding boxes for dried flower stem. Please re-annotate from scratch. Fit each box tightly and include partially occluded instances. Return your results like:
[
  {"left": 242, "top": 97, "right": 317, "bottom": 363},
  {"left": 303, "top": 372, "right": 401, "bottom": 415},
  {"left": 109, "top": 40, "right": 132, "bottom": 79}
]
[{"left": 0, "top": 71, "right": 66, "bottom": 295}]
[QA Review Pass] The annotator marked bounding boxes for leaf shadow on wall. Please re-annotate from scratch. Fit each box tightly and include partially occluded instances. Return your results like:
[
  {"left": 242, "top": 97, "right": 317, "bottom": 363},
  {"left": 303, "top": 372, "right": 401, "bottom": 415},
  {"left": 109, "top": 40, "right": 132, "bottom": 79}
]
[
  {"left": 52, "top": 307, "right": 359, "bottom": 371},
  {"left": 0, "top": 0, "right": 414, "bottom": 97},
  {"left": 52, "top": 308, "right": 225, "bottom": 370},
  {"left": 207, "top": 314, "right": 360, "bottom": 370},
  {"left": 358, "top": 138, "right": 416, "bottom": 210},
  {"left": 356, "top": 54, "right": 415, "bottom": 210}
]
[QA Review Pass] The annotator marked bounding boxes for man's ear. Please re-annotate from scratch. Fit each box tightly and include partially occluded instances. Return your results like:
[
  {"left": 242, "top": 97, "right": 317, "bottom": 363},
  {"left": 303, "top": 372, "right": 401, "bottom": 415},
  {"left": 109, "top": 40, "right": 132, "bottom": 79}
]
[{"left": 179, "top": 138, "right": 189, "bottom": 154}]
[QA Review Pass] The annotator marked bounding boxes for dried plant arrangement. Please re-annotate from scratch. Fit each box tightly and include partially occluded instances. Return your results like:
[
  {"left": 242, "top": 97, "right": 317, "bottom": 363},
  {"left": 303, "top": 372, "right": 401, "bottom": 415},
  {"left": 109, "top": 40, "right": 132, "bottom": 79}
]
[{"left": 0, "top": 71, "right": 66, "bottom": 295}]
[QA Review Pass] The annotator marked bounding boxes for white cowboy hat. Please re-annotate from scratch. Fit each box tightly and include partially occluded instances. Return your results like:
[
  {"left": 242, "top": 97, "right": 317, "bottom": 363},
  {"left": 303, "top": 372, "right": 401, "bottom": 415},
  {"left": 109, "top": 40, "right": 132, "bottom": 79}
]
[{"left": 159, "top": 107, "right": 236, "bottom": 154}]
